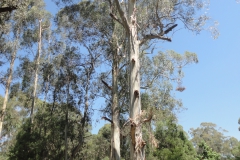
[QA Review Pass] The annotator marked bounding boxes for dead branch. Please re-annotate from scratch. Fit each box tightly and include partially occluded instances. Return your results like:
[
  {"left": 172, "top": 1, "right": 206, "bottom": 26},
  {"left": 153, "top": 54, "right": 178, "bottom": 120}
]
[
  {"left": 101, "top": 79, "right": 112, "bottom": 90},
  {"left": 110, "top": 13, "right": 124, "bottom": 26},
  {"left": 176, "top": 86, "right": 185, "bottom": 92},
  {"left": 101, "top": 116, "right": 113, "bottom": 123},
  {"left": 164, "top": 24, "right": 178, "bottom": 34},
  {"left": 139, "top": 34, "right": 171, "bottom": 46}
]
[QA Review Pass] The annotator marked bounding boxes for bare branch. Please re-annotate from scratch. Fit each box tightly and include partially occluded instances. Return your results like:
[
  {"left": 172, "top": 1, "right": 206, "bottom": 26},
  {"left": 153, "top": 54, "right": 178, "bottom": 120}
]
[
  {"left": 119, "top": 62, "right": 128, "bottom": 71},
  {"left": 110, "top": 13, "right": 124, "bottom": 26},
  {"left": 101, "top": 116, "right": 113, "bottom": 123},
  {"left": 164, "top": 24, "right": 178, "bottom": 35},
  {"left": 101, "top": 79, "right": 112, "bottom": 90},
  {"left": 139, "top": 34, "right": 171, "bottom": 46}
]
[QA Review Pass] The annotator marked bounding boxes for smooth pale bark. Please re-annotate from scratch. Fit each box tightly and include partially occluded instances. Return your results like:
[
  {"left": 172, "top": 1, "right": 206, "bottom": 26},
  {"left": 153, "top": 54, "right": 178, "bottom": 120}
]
[
  {"left": 111, "top": 47, "right": 120, "bottom": 160},
  {"left": 112, "top": 0, "right": 144, "bottom": 159},
  {"left": 30, "top": 19, "right": 42, "bottom": 124},
  {"left": 0, "top": 49, "right": 17, "bottom": 137},
  {"left": 0, "top": 28, "right": 19, "bottom": 137},
  {"left": 127, "top": 1, "right": 144, "bottom": 159}
]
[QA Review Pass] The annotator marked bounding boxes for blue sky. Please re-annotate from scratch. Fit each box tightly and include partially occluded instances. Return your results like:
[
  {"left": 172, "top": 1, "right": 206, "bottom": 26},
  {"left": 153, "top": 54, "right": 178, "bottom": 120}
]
[
  {"left": 1, "top": 0, "right": 240, "bottom": 140},
  {"left": 163, "top": 0, "right": 240, "bottom": 139}
]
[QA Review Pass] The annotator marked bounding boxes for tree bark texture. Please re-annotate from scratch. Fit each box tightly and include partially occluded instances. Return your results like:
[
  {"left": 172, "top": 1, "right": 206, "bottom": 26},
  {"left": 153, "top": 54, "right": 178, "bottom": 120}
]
[
  {"left": 112, "top": 0, "right": 145, "bottom": 159},
  {"left": 127, "top": 1, "right": 145, "bottom": 159}
]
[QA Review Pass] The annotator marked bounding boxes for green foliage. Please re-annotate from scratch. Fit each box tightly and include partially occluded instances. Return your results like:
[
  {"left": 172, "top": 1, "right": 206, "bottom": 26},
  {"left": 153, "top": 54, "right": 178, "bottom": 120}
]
[
  {"left": 8, "top": 103, "right": 83, "bottom": 160},
  {"left": 151, "top": 118, "right": 197, "bottom": 160},
  {"left": 8, "top": 122, "right": 46, "bottom": 160},
  {"left": 80, "top": 124, "right": 111, "bottom": 160},
  {"left": 196, "top": 142, "right": 221, "bottom": 160},
  {"left": 190, "top": 123, "right": 240, "bottom": 160},
  {"left": 232, "top": 143, "right": 240, "bottom": 160}
]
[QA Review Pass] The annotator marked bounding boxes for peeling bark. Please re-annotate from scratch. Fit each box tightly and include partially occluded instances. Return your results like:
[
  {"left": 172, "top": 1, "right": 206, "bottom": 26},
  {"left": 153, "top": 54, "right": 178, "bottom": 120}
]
[{"left": 127, "top": 1, "right": 145, "bottom": 159}]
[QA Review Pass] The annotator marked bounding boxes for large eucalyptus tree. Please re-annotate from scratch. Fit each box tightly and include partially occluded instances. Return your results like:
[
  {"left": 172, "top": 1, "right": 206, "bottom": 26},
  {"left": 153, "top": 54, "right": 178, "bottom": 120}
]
[
  {"left": 18, "top": 0, "right": 52, "bottom": 124},
  {"left": 0, "top": 1, "right": 31, "bottom": 137},
  {"left": 107, "top": 0, "right": 218, "bottom": 159}
]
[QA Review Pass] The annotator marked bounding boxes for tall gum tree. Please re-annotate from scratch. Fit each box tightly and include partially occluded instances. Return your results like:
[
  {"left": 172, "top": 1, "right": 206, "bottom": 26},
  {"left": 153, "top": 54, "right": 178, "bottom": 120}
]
[
  {"left": 21, "top": 0, "right": 52, "bottom": 124},
  {"left": 0, "top": 1, "right": 32, "bottom": 136},
  {"left": 55, "top": 1, "right": 127, "bottom": 159},
  {"left": 0, "top": 34, "right": 18, "bottom": 138},
  {"left": 110, "top": 0, "right": 218, "bottom": 159}
]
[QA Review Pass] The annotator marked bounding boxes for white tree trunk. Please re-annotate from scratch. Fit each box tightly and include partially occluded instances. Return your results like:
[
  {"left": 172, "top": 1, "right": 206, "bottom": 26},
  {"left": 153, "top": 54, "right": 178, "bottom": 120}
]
[
  {"left": 0, "top": 49, "right": 17, "bottom": 137},
  {"left": 111, "top": 48, "right": 120, "bottom": 160},
  {"left": 30, "top": 19, "right": 42, "bottom": 124},
  {"left": 128, "top": 1, "right": 145, "bottom": 159}
]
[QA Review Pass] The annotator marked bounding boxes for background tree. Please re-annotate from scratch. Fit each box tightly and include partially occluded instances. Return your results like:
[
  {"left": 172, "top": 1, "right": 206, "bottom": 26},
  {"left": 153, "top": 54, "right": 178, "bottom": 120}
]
[
  {"left": 153, "top": 118, "right": 197, "bottom": 160},
  {"left": 190, "top": 122, "right": 240, "bottom": 160},
  {"left": 196, "top": 142, "right": 221, "bottom": 160}
]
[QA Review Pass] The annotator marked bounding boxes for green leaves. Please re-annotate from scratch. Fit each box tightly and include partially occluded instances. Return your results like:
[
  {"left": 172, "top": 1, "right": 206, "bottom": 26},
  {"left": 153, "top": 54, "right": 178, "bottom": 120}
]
[
  {"left": 190, "top": 122, "right": 240, "bottom": 159},
  {"left": 151, "top": 118, "right": 197, "bottom": 160},
  {"left": 197, "top": 141, "right": 221, "bottom": 160}
]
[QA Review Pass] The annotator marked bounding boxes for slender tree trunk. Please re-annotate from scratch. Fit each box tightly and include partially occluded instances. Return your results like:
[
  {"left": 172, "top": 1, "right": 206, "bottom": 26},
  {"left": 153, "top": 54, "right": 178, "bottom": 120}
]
[
  {"left": 70, "top": 68, "right": 91, "bottom": 160},
  {"left": 127, "top": 1, "right": 145, "bottom": 159},
  {"left": 0, "top": 49, "right": 17, "bottom": 137},
  {"left": 44, "top": 55, "right": 50, "bottom": 102},
  {"left": 111, "top": 47, "right": 120, "bottom": 160},
  {"left": 65, "top": 81, "right": 69, "bottom": 160},
  {"left": 30, "top": 19, "right": 42, "bottom": 124},
  {"left": 0, "top": 28, "right": 19, "bottom": 137}
]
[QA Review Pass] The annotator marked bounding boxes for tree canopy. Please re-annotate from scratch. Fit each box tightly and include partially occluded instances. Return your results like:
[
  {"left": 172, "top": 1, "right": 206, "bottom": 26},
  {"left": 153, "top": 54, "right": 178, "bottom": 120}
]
[{"left": 0, "top": 0, "right": 238, "bottom": 160}]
